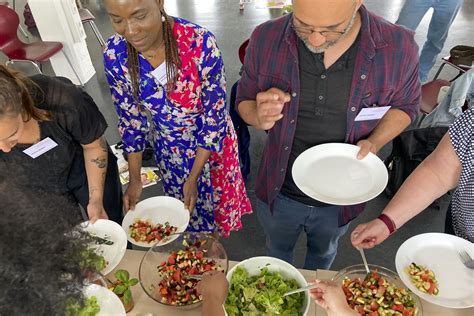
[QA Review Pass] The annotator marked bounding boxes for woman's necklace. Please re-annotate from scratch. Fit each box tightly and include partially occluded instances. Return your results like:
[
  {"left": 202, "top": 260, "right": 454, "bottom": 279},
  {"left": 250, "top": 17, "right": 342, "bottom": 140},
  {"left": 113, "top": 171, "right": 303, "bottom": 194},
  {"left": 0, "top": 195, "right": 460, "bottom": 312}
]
[{"left": 144, "top": 40, "right": 165, "bottom": 60}]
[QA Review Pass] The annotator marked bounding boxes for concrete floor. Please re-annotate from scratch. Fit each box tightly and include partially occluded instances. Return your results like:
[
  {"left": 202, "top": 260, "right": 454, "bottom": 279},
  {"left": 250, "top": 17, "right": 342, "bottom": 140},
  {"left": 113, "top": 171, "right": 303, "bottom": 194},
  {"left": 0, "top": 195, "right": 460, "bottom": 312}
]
[{"left": 3, "top": 0, "right": 473, "bottom": 271}]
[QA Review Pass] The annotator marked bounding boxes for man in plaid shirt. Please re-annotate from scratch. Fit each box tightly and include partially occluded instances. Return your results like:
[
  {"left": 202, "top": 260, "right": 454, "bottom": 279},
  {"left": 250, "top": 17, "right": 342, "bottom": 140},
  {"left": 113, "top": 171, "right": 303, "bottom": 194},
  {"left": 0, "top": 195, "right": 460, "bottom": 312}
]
[{"left": 236, "top": 0, "right": 420, "bottom": 269}]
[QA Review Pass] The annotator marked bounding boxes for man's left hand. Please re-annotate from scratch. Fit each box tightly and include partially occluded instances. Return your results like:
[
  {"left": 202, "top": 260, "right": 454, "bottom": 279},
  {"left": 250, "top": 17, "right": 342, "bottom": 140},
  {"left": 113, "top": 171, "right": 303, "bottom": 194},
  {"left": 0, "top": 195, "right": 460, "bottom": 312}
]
[{"left": 356, "top": 139, "right": 377, "bottom": 160}]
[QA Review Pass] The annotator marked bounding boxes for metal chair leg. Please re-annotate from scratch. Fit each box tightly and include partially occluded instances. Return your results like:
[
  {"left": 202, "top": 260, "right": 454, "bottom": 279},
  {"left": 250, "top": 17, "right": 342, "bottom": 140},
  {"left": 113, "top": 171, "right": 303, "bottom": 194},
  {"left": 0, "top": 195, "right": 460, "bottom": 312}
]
[
  {"left": 18, "top": 24, "right": 29, "bottom": 41},
  {"left": 61, "top": 50, "right": 83, "bottom": 86},
  {"left": 433, "top": 62, "right": 446, "bottom": 81},
  {"left": 88, "top": 20, "right": 106, "bottom": 47},
  {"left": 5, "top": 59, "right": 42, "bottom": 74}
]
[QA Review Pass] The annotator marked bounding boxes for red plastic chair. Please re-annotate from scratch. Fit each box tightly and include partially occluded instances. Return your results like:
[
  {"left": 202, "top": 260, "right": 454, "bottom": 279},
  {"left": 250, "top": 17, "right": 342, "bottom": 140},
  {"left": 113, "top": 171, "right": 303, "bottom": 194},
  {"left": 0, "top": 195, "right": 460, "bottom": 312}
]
[
  {"left": 0, "top": 4, "right": 81, "bottom": 83},
  {"left": 238, "top": 39, "right": 249, "bottom": 64},
  {"left": 420, "top": 79, "right": 451, "bottom": 114},
  {"left": 0, "top": 2, "right": 29, "bottom": 39}
]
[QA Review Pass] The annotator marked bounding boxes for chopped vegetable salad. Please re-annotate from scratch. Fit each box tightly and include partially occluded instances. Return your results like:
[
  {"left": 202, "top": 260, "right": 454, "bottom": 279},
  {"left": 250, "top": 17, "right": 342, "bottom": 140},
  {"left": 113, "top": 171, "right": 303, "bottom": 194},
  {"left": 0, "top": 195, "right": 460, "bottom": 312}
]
[
  {"left": 405, "top": 262, "right": 439, "bottom": 296},
  {"left": 129, "top": 219, "right": 177, "bottom": 243},
  {"left": 342, "top": 270, "right": 418, "bottom": 316},
  {"left": 155, "top": 239, "right": 223, "bottom": 305}
]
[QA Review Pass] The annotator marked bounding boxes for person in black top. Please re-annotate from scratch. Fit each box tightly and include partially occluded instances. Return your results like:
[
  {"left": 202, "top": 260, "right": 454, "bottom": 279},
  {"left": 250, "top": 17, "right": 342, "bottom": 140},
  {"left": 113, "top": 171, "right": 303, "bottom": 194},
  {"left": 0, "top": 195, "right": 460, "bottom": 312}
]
[{"left": 0, "top": 65, "right": 122, "bottom": 224}]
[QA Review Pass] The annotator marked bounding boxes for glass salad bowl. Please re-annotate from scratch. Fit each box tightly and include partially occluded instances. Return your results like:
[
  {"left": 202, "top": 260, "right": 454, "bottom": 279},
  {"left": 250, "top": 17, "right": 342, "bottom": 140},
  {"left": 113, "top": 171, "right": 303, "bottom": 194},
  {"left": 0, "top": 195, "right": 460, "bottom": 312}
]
[
  {"left": 138, "top": 232, "right": 228, "bottom": 309},
  {"left": 332, "top": 264, "right": 423, "bottom": 316}
]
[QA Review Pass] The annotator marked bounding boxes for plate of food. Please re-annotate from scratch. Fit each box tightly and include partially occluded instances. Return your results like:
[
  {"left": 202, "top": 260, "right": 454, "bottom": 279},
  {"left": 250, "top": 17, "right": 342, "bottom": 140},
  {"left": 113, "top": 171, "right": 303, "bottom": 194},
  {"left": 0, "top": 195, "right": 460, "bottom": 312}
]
[
  {"left": 139, "top": 232, "right": 228, "bottom": 309},
  {"left": 396, "top": 233, "right": 474, "bottom": 308},
  {"left": 79, "top": 219, "right": 127, "bottom": 275},
  {"left": 292, "top": 143, "right": 388, "bottom": 205},
  {"left": 333, "top": 264, "right": 422, "bottom": 315},
  {"left": 225, "top": 256, "right": 310, "bottom": 316},
  {"left": 82, "top": 284, "right": 126, "bottom": 316},
  {"left": 122, "top": 196, "right": 190, "bottom": 247}
]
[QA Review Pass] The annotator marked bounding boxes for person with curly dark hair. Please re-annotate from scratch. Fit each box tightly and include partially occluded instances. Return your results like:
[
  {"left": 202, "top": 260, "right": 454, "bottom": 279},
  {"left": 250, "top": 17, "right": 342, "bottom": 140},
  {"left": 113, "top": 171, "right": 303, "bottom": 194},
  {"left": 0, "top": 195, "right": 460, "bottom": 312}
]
[
  {"left": 0, "top": 179, "right": 98, "bottom": 315},
  {"left": 0, "top": 64, "right": 123, "bottom": 224}
]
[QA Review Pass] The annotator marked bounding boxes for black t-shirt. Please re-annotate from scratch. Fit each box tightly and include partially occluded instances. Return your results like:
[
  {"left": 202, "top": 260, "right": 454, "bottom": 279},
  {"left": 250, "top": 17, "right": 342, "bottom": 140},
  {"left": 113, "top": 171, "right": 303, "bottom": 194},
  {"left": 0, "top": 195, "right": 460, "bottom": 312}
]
[
  {"left": 281, "top": 35, "right": 360, "bottom": 206},
  {"left": 0, "top": 75, "right": 107, "bottom": 197}
]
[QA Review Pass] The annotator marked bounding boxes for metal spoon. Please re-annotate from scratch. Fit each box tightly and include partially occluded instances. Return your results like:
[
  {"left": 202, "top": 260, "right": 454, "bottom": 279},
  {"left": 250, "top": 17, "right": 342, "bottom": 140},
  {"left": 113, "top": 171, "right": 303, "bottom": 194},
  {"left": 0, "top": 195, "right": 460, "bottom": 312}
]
[
  {"left": 283, "top": 283, "right": 320, "bottom": 297},
  {"left": 358, "top": 247, "right": 370, "bottom": 274},
  {"left": 352, "top": 231, "right": 370, "bottom": 274}
]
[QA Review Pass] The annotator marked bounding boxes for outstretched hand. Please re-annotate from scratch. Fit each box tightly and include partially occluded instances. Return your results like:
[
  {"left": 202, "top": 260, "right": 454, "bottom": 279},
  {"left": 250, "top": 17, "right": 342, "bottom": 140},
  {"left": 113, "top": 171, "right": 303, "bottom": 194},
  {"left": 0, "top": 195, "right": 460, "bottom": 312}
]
[{"left": 351, "top": 218, "right": 390, "bottom": 249}]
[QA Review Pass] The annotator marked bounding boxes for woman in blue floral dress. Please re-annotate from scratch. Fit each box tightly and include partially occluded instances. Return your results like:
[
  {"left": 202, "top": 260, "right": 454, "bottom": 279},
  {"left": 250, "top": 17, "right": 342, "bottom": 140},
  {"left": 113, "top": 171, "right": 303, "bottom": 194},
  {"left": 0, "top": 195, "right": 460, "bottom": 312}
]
[{"left": 103, "top": 0, "right": 252, "bottom": 236}]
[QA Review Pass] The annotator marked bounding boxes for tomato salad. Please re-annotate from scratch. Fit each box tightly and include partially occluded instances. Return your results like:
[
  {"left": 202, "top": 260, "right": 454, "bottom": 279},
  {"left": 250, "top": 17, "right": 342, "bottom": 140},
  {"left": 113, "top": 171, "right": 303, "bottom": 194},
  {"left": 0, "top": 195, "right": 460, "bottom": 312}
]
[
  {"left": 155, "top": 239, "right": 223, "bottom": 305},
  {"left": 129, "top": 219, "right": 177, "bottom": 243},
  {"left": 342, "top": 270, "right": 418, "bottom": 316},
  {"left": 405, "top": 262, "right": 439, "bottom": 295}
]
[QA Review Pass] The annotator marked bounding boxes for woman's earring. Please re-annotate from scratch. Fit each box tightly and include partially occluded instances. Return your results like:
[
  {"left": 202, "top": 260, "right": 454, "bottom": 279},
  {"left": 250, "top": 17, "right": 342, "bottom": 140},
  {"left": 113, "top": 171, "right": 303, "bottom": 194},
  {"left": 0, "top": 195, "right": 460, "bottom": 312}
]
[{"left": 161, "top": 15, "right": 166, "bottom": 23}]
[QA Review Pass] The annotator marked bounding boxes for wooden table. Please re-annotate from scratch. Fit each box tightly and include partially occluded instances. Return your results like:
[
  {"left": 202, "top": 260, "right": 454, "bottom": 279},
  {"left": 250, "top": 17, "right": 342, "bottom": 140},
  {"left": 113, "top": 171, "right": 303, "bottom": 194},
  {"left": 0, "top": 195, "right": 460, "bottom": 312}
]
[
  {"left": 110, "top": 250, "right": 474, "bottom": 316},
  {"left": 110, "top": 250, "right": 316, "bottom": 315}
]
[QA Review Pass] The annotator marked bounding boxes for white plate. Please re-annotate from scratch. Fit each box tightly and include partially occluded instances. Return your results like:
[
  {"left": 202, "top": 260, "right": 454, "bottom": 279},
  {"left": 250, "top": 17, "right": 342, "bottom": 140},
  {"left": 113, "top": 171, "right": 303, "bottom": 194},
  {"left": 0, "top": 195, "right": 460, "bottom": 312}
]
[
  {"left": 80, "top": 219, "right": 127, "bottom": 275},
  {"left": 395, "top": 233, "right": 474, "bottom": 308},
  {"left": 225, "top": 256, "right": 310, "bottom": 316},
  {"left": 84, "top": 284, "right": 126, "bottom": 316},
  {"left": 292, "top": 143, "right": 388, "bottom": 205},
  {"left": 121, "top": 196, "right": 190, "bottom": 248}
]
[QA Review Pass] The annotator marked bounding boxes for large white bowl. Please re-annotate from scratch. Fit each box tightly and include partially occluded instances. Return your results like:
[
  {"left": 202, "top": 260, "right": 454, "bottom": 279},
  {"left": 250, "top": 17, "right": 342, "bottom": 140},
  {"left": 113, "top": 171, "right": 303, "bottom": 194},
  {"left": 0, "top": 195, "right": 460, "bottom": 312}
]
[
  {"left": 396, "top": 233, "right": 474, "bottom": 308},
  {"left": 84, "top": 284, "right": 126, "bottom": 316},
  {"left": 122, "top": 196, "right": 190, "bottom": 247},
  {"left": 225, "top": 256, "right": 310, "bottom": 315},
  {"left": 79, "top": 219, "right": 127, "bottom": 275}
]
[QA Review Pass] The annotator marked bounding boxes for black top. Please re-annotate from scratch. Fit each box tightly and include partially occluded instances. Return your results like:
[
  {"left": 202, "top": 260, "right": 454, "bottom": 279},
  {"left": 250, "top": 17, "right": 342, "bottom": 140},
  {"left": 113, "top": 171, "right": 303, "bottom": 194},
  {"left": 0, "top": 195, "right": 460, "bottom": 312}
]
[
  {"left": 281, "top": 35, "right": 360, "bottom": 206},
  {"left": 0, "top": 75, "right": 107, "bottom": 198}
]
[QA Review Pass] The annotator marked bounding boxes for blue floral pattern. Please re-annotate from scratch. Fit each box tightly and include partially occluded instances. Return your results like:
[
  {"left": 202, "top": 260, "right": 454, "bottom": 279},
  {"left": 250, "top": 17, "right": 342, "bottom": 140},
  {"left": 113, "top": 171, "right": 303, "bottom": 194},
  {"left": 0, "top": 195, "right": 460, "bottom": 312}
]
[{"left": 104, "top": 17, "right": 252, "bottom": 236}]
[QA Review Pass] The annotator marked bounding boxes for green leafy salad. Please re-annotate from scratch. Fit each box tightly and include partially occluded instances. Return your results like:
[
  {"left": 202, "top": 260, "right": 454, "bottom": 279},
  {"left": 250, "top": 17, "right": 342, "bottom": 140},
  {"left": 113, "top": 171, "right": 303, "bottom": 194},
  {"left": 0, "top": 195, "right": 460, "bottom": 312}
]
[
  {"left": 65, "top": 296, "right": 100, "bottom": 316},
  {"left": 225, "top": 266, "right": 305, "bottom": 315}
]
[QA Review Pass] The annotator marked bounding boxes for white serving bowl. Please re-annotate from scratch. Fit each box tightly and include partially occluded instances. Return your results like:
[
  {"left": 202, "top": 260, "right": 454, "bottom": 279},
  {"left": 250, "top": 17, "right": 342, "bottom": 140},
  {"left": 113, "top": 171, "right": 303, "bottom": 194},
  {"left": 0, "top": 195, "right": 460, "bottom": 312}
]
[{"left": 225, "top": 256, "right": 310, "bottom": 315}]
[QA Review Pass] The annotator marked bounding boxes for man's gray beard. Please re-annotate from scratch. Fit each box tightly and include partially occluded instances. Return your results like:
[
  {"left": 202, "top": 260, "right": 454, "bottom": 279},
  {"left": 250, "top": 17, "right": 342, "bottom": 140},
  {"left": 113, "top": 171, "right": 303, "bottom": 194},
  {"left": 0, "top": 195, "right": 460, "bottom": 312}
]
[{"left": 301, "top": 36, "right": 336, "bottom": 53}]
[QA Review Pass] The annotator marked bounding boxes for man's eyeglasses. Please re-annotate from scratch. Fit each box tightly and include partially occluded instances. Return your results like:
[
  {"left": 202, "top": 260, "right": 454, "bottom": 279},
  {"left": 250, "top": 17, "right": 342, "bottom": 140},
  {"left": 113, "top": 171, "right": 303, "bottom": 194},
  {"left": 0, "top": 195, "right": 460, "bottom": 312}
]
[
  {"left": 291, "top": 5, "right": 358, "bottom": 40},
  {"left": 291, "top": 25, "right": 345, "bottom": 39}
]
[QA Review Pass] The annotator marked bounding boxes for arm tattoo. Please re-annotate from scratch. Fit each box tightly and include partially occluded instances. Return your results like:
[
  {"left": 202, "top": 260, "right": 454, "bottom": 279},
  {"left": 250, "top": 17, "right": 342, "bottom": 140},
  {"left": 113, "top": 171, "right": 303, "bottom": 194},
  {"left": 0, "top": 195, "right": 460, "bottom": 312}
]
[
  {"left": 89, "top": 186, "right": 98, "bottom": 200},
  {"left": 91, "top": 157, "right": 107, "bottom": 168},
  {"left": 98, "top": 137, "right": 108, "bottom": 153}
]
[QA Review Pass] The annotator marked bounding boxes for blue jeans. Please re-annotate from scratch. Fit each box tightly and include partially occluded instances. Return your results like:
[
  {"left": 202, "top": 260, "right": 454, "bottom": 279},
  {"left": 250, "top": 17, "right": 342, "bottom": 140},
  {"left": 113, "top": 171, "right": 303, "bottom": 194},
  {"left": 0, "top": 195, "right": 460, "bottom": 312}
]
[
  {"left": 256, "top": 194, "right": 349, "bottom": 270},
  {"left": 396, "top": 0, "right": 463, "bottom": 82}
]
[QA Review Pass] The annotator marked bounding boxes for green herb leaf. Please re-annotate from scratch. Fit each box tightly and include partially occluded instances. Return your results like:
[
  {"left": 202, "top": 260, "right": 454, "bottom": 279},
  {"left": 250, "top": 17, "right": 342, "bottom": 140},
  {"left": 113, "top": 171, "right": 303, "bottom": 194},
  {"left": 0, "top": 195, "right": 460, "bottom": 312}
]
[
  {"left": 123, "top": 289, "right": 132, "bottom": 305},
  {"left": 128, "top": 278, "right": 139, "bottom": 286},
  {"left": 115, "top": 269, "right": 129, "bottom": 282},
  {"left": 113, "top": 284, "right": 127, "bottom": 295}
]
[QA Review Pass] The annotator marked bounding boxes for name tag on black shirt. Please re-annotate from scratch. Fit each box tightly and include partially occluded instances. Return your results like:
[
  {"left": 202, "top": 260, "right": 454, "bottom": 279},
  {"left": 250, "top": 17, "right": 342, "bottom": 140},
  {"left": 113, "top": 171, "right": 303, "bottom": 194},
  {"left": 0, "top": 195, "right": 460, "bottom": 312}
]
[{"left": 23, "top": 137, "right": 58, "bottom": 159}]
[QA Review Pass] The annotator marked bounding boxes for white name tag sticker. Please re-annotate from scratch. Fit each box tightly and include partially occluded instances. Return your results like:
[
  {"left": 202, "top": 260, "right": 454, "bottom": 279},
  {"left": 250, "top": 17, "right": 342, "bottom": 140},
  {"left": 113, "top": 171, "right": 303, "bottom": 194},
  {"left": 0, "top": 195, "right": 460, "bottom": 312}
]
[
  {"left": 150, "top": 61, "right": 168, "bottom": 85},
  {"left": 23, "top": 137, "right": 58, "bottom": 158},
  {"left": 354, "top": 106, "right": 391, "bottom": 121}
]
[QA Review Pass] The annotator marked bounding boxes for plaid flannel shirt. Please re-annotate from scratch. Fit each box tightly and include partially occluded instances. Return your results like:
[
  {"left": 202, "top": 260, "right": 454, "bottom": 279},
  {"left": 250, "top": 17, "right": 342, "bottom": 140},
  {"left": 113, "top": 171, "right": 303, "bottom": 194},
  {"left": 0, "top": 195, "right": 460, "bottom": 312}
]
[{"left": 236, "top": 5, "right": 421, "bottom": 225}]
